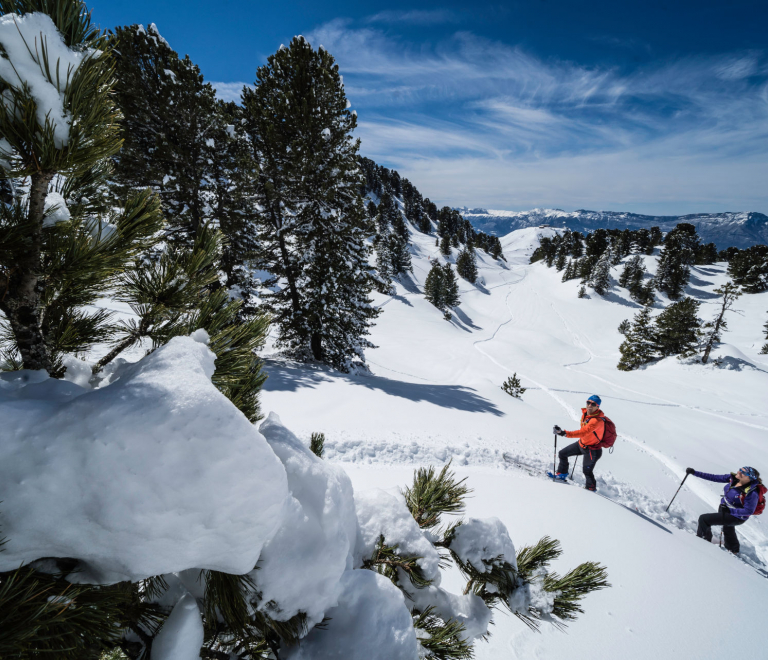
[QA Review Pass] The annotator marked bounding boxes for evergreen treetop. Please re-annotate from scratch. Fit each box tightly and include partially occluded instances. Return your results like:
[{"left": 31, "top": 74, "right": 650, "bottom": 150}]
[{"left": 242, "top": 36, "right": 379, "bottom": 371}]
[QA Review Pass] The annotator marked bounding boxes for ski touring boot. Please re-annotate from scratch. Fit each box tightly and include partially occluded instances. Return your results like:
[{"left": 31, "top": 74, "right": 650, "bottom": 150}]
[{"left": 546, "top": 471, "right": 568, "bottom": 482}]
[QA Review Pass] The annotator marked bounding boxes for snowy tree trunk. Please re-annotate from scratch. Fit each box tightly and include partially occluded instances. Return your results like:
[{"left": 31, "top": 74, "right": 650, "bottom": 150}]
[{"left": 0, "top": 171, "right": 55, "bottom": 373}]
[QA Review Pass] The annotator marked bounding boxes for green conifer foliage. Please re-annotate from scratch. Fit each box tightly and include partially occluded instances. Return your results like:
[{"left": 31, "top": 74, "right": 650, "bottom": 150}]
[
  {"left": 589, "top": 249, "right": 612, "bottom": 295},
  {"left": 242, "top": 37, "right": 379, "bottom": 372},
  {"left": 310, "top": 432, "right": 325, "bottom": 458},
  {"left": 362, "top": 464, "right": 611, "bottom": 656},
  {"left": 0, "top": 0, "right": 162, "bottom": 373},
  {"left": 654, "top": 297, "right": 702, "bottom": 358},
  {"left": 617, "top": 307, "right": 657, "bottom": 370},
  {"left": 456, "top": 246, "right": 478, "bottom": 283},
  {"left": 110, "top": 24, "right": 232, "bottom": 248},
  {"left": 727, "top": 245, "right": 768, "bottom": 293},
  {"left": 501, "top": 373, "right": 526, "bottom": 399},
  {"left": 439, "top": 234, "right": 452, "bottom": 256},
  {"left": 424, "top": 261, "right": 460, "bottom": 318},
  {"left": 654, "top": 224, "right": 699, "bottom": 300},
  {"left": 760, "top": 317, "right": 768, "bottom": 355}
]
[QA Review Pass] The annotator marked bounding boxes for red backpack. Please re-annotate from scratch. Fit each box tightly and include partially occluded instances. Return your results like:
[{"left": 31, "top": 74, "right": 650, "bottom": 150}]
[
  {"left": 597, "top": 416, "right": 617, "bottom": 451},
  {"left": 751, "top": 484, "right": 767, "bottom": 516}
]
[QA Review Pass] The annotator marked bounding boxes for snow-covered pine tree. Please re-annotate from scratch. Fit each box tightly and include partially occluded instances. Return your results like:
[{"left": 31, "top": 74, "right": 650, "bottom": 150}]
[
  {"left": 209, "top": 102, "right": 261, "bottom": 303},
  {"left": 561, "top": 259, "right": 573, "bottom": 282},
  {"left": 389, "top": 208, "right": 413, "bottom": 275},
  {"left": 110, "top": 24, "right": 222, "bottom": 247},
  {"left": 456, "top": 246, "right": 478, "bottom": 283},
  {"left": 700, "top": 282, "right": 741, "bottom": 364},
  {"left": 424, "top": 262, "right": 460, "bottom": 319},
  {"left": 727, "top": 245, "right": 768, "bottom": 293},
  {"left": 0, "top": 1, "right": 162, "bottom": 374},
  {"left": 555, "top": 251, "right": 567, "bottom": 271},
  {"left": 589, "top": 248, "right": 612, "bottom": 295},
  {"left": 424, "top": 262, "right": 445, "bottom": 311},
  {"left": 761, "top": 317, "right": 768, "bottom": 354},
  {"left": 501, "top": 373, "right": 526, "bottom": 398},
  {"left": 578, "top": 284, "right": 587, "bottom": 298},
  {"left": 617, "top": 307, "right": 657, "bottom": 370},
  {"left": 442, "top": 263, "right": 460, "bottom": 310},
  {"left": 242, "top": 37, "right": 379, "bottom": 372},
  {"left": 439, "top": 233, "right": 452, "bottom": 256},
  {"left": 654, "top": 297, "right": 702, "bottom": 358},
  {"left": 654, "top": 223, "right": 699, "bottom": 299}
]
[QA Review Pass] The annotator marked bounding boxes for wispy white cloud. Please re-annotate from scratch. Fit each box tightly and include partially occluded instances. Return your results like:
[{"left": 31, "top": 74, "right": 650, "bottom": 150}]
[
  {"left": 365, "top": 9, "right": 460, "bottom": 26},
  {"left": 210, "top": 81, "right": 253, "bottom": 104},
  {"left": 306, "top": 19, "right": 768, "bottom": 212}
]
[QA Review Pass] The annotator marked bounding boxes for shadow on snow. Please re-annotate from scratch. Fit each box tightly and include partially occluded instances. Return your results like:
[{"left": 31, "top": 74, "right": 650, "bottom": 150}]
[{"left": 263, "top": 358, "right": 505, "bottom": 416}]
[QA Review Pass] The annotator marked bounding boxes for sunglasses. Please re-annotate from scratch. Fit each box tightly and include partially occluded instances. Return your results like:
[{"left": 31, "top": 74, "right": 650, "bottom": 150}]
[{"left": 585, "top": 401, "right": 598, "bottom": 407}]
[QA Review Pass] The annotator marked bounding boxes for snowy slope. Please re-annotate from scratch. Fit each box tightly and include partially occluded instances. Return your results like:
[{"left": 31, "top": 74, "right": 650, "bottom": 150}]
[
  {"left": 463, "top": 208, "right": 768, "bottom": 249},
  {"left": 261, "top": 223, "right": 768, "bottom": 657}
]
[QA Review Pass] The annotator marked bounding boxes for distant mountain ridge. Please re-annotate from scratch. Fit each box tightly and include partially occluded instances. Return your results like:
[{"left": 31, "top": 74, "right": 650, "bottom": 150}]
[{"left": 461, "top": 208, "right": 768, "bottom": 249}]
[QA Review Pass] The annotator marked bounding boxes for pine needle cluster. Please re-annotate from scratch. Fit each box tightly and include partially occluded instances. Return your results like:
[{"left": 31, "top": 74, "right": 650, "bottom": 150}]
[
  {"left": 310, "top": 432, "right": 325, "bottom": 458},
  {"left": 357, "top": 465, "right": 610, "bottom": 658},
  {"left": 500, "top": 373, "right": 526, "bottom": 399}
]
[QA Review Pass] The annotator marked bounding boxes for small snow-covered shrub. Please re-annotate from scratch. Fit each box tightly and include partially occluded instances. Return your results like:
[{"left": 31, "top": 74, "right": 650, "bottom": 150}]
[{"left": 501, "top": 373, "right": 526, "bottom": 399}]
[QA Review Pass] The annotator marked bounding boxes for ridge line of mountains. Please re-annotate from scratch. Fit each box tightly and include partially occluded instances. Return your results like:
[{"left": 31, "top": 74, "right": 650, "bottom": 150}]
[{"left": 457, "top": 208, "right": 768, "bottom": 249}]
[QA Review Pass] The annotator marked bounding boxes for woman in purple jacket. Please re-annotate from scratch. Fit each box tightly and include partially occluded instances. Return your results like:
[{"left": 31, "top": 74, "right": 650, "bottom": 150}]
[{"left": 686, "top": 466, "right": 763, "bottom": 554}]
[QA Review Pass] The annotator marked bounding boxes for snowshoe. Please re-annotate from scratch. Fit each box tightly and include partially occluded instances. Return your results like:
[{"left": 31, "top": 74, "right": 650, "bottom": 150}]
[{"left": 546, "top": 471, "right": 568, "bottom": 481}]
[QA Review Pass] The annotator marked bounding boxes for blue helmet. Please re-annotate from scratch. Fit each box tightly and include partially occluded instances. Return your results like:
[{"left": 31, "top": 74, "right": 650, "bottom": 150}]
[{"left": 587, "top": 394, "right": 602, "bottom": 406}]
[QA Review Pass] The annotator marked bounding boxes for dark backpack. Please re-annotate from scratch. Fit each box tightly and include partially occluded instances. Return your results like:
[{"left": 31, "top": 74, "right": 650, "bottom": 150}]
[{"left": 597, "top": 416, "right": 617, "bottom": 451}]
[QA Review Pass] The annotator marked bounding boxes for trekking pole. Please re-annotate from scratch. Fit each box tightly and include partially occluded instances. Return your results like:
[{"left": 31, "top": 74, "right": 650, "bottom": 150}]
[
  {"left": 553, "top": 434, "right": 558, "bottom": 475},
  {"left": 570, "top": 455, "right": 580, "bottom": 480},
  {"left": 665, "top": 474, "right": 689, "bottom": 512}
]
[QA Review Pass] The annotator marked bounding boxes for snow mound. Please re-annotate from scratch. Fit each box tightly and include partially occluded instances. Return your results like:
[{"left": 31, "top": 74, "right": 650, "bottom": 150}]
[
  {"left": 449, "top": 517, "right": 518, "bottom": 571},
  {"left": 354, "top": 488, "right": 442, "bottom": 583},
  {"left": 285, "top": 569, "right": 419, "bottom": 660},
  {"left": 0, "top": 335, "right": 289, "bottom": 583},
  {"left": 253, "top": 413, "right": 357, "bottom": 624}
]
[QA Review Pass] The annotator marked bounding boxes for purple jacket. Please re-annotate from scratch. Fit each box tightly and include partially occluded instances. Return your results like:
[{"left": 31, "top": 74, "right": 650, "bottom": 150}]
[{"left": 693, "top": 471, "right": 760, "bottom": 520}]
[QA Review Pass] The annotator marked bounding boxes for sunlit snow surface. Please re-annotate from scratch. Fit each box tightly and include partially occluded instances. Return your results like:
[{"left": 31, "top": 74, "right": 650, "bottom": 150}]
[{"left": 261, "top": 224, "right": 768, "bottom": 658}]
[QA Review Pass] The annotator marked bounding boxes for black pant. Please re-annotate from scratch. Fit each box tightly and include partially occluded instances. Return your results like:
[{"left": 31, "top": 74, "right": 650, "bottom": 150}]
[
  {"left": 697, "top": 505, "right": 745, "bottom": 554},
  {"left": 557, "top": 441, "right": 602, "bottom": 489}
]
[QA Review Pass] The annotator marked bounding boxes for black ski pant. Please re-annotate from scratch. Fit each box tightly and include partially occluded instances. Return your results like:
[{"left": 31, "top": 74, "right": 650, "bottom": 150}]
[
  {"left": 697, "top": 505, "right": 745, "bottom": 554},
  {"left": 557, "top": 441, "right": 602, "bottom": 489}
]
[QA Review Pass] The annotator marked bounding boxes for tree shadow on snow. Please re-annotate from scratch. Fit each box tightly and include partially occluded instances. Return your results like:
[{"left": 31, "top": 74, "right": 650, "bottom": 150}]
[
  {"left": 600, "top": 290, "right": 642, "bottom": 309},
  {"left": 263, "top": 358, "right": 504, "bottom": 416},
  {"left": 451, "top": 307, "right": 482, "bottom": 330},
  {"left": 397, "top": 272, "right": 421, "bottom": 296},
  {"left": 688, "top": 273, "right": 714, "bottom": 287}
]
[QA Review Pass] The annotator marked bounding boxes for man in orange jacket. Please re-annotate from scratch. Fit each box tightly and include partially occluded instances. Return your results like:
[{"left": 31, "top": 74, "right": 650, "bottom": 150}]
[{"left": 548, "top": 395, "right": 606, "bottom": 491}]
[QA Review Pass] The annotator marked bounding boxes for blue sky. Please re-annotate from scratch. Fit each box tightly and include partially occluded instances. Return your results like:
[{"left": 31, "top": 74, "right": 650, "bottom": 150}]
[{"left": 92, "top": 1, "right": 768, "bottom": 215}]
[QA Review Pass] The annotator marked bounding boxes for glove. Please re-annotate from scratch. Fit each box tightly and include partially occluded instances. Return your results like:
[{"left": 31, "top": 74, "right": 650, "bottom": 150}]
[
  {"left": 553, "top": 425, "right": 566, "bottom": 437},
  {"left": 686, "top": 467, "right": 695, "bottom": 475}
]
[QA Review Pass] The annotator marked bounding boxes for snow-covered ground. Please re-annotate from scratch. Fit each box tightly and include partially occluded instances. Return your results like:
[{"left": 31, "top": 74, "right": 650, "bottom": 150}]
[{"left": 261, "top": 225, "right": 768, "bottom": 657}]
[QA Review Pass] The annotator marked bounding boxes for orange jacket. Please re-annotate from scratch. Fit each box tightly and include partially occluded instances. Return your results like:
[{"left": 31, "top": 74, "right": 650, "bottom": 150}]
[{"left": 565, "top": 408, "right": 605, "bottom": 448}]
